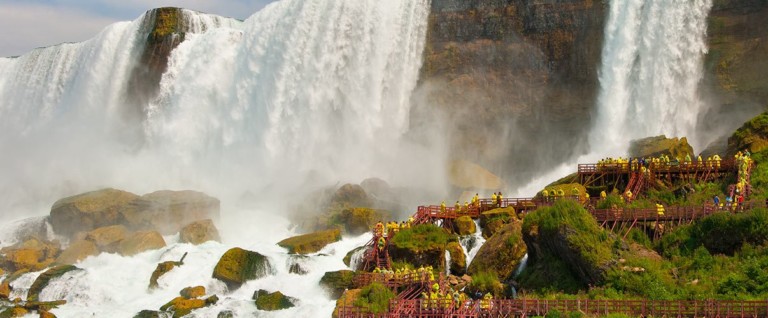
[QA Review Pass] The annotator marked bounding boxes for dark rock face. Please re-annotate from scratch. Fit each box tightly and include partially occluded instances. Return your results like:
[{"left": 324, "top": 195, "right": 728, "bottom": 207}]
[
  {"left": 414, "top": 0, "right": 606, "bottom": 183},
  {"left": 628, "top": 135, "right": 695, "bottom": 159},
  {"left": 319, "top": 270, "right": 357, "bottom": 299}
]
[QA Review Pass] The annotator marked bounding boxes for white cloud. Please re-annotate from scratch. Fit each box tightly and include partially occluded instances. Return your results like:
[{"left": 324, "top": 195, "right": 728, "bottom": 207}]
[{"left": 0, "top": 3, "right": 118, "bottom": 57}]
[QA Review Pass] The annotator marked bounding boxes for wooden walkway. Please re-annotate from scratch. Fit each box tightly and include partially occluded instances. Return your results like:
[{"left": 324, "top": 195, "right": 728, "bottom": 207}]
[{"left": 338, "top": 298, "right": 768, "bottom": 318}]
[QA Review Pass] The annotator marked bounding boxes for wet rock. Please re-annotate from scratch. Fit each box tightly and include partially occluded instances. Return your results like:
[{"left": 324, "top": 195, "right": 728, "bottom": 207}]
[
  {"left": 253, "top": 289, "right": 297, "bottom": 311},
  {"left": 330, "top": 184, "right": 371, "bottom": 208},
  {"left": 389, "top": 224, "right": 456, "bottom": 270},
  {"left": 0, "top": 238, "right": 60, "bottom": 272},
  {"left": 149, "top": 253, "right": 187, "bottom": 289},
  {"left": 118, "top": 231, "right": 166, "bottom": 256},
  {"left": 179, "top": 286, "right": 205, "bottom": 299},
  {"left": 628, "top": 135, "right": 695, "bottom": 160},
  {"left": 334, "top": 208, "right": 383, "bottom": 236},
  {"left": 287, "top": 255, "right": 309, "bottom": 275},
  {"left": 217, "top": 310, "right": 234, "bottom": 318},
  {"left": 49, "top": 188, "right": 220, "bottom": 238},
  {"left": 179, "top": 219, "right": 220, "bottom": 245},
  {"left": 277, "top": 229, "right": 341, "bottom": 254},
  {"left": 159, "top": 297, "right": 206, "bottom": 318},
  {"left": 212, "top": 248, "right": 272, "bottom": 290},
  {"left": 454, "top": 215, "right": 477, "bottom": 236},
  {"left": 342, "top": 246, "right": 367, "bottom": 268},
  {"left": 54, "top": 240, "right": 98, "bottom": 265},
  {"left": 479, "top": 207, "right": 515, "bottom": 238},
  {"left": 84, "top": 225, "right": 129, "bottom": 253},
  {"left": 27, "top": 265, "right": 80, "bottom": 302},
  {"left": 319, "top": 270, "right": 356, "bottom": 299},
  {"left": 133, "top": 310, "right": 167, "bottom": 318},
  {"left": 467, "top": 221, "right": 526, "bottom": 280},
  {"left": 0, "top": 279, "right": 10, "bottom": 300},
  {"left": 39, "top": 310, "right": 57, "bottom": 318},
  {"left": 446, "top": 242, "right": 467, "bottom": 276},
  {"left": 727, "top": 112, "right": 768, "bottom": 155}
]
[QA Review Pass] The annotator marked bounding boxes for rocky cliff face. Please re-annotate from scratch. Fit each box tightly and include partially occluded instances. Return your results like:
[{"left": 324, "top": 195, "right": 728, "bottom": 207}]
[
  {"left": 413, "top": 0, "right": 606, "bottom": 183},
  {"left": 699, "top": 0, "right": 768, "bottom": 150}
]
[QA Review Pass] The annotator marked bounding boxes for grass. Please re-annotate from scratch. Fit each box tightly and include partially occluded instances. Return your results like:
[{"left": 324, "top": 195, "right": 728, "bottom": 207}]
[{"left": 390, "top": 224, "right": 455, "bottom": 252}]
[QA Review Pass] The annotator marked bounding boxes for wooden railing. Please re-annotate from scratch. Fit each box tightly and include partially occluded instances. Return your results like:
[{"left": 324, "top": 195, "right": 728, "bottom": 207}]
[{"left": 337, "top": 298, "right": 768, "bottom": 318}]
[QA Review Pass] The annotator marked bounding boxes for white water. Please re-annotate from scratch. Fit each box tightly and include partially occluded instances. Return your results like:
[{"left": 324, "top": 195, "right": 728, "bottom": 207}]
[
  {"left": 589, "top": 0, "right": 713, "bottom": 156},
  {"left": 460, "top": 220, "right": 485, "bottom": 267},
  {"left": 0, "top": 0, "right": 432, "bottom": 317},
  {"left": 513, "top": 253, "right": 528, "bottom": 278},
  {"left": 348, "top": 247, "right": 369, "bottom": 271}
]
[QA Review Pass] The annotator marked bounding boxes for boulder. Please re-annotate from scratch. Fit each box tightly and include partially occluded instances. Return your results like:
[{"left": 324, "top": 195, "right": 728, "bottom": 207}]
[
  {"left": 446, "top": 242, "right": 467, "bottom": 276},
  {"left": 521, "top": 200, "right": 615, "bottom": 288},
  {"left": 149, "top": 252, "right": 188, "bottom": 289},
  {"left": 27, "top": 265, "right": 80, "bottom": 302},
  {"left": 342, "top": 246, "right": 368, "bottom": 269},
  {"left": 253, "top": 289, "right": 297, "bottom": 311},
  {"left": 277, "top": 229, "right": 341, "bottom": 254},
  {"left": 40, "top": 310, "right": 57, "bottom": 318},
  {"left": 453, "top": 216, "right": 476, "bottom": 236},
  {"left": 287, "top": 255, "right": 309, "bottom": 275},
  {"left": 0, "top": 307, "right": 28, "bottom": 317},
  {"left": 133, "top": 310, "right": 165, "bottom": 318},
  {"left": 330, "top": 184, "right": 371, "bottom": 208},
  {"left": 179, "top": 219, "right": 220, "bottom": 245},
  {"left": 212, "top": 248, "right": 272, "bottom": 290},
  {"left": 334, "top": 208, "right": 383, "bottom": 236},
  {"left": 319, "top": 270, "right": 356, "bottom": 299},
  {"left": 118, "top": 231, "right": 166, "bottom": 256},
  {"left": 180, "top": 286, "right": 206, "bottom": 299},
  {"left": 448, "top": 160, "right": 504, "bottom": 190},
  {"left": 628, "top": 135, "right": 695, "bottom": 160},
  {"left": 49, "top": 188, "right": 220, "bottom": 238},
  {"left": 0, "top": 238, "right": 60, "bottom": 272},
  {"left": 479, "top": 208, "right": 515, "bottom": 238},
  {"left": 217, "top": 311, "right": 234, "bottom": 318},
  {"left": 54, "top": 240, "right": 98, "bottom": 265},
  {"left": 159, "top": 297, "right": 207, "bottom": 318},
  {"left": 49, "top": 188, "right": 142, "bottom": 238},
  {"left": 0, "top": 279, "right": 10, "bottom": 300},
  {"left": 467, "top": 222, "right": 527, "bottom": 280},
  {"left": 84, "top": 225, "right": 129, "bottom": 253},
  {"left": 141, "top": 190, "right": 220, "bottom": 235},
  {"left": 728, "top": 112, "right": 768, "bottom": 155}
]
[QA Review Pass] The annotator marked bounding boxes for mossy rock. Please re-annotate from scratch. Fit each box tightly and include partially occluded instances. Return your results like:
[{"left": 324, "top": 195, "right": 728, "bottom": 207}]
[
  {"left": 253, "top": 290, "right": 297, "bottom": 311},
  {"left": 27, "top": 265, "right": 80, "bottom": 302},
  {"left": 332, "top": 208, "right": 384, "bottom": 236},
  {"left": 159, "top": 296, "right": 206, "bottom": 318},
  {"left": 118, "top": 231, "right": 166, "bottom": 256},
  {"left": 0, "top": 307, "right": 28, "bottom": 318},
  {"left": 467, "top": 221, "right": 526, "bottom": 280},
  {"left": 1, "top": 238, "right": 61, "bottom": 272},
  {"left": 728, "top": 111, "right": 768, "bottom": 155},
  {"left": 217, "top": 311, "right": 234, "bottom": 318},
  {"left": 628, "top": 135, "right": 694, "bottom": 160},
  {"left": 0, "top": 279, "right": 10, "bottom": 300},
  {"left": 332, "top": 289, "right": 361, "bottom": 318},
  {"left": 389, "top": 224, "right": 456, "bottom": 269},
  {"left": 330, "top": 184, "right": 371, "bottom": 208},
  {"left": 180, "top": 286, "right": 205, "bottom": 299},
  {"left": 277, "top": 229, "right": 342, "bottom": 254},
  {"left": 54, "top": 240, "right": 97, "bottom": 265},
  {"left": 521, "top": 200, "right": 615, "bottom": 287},
  {"left": 479, "top": 207, "right": 515, "bottom": 237},
  {"left": 39, "top": 310, "right": 56, "bottom": 318},
  {"left": 446, "top": 242, "right": 467, "bottom": 276},
  {"left": 212, "top": 248, "right": 272, "bottom": 290},
  {"left": 453, "top": 216, "right": 476, "bottom": 236},
  {"left": 149, "top": 261, "right": 179, "bottom": 289},
  {"left": 133, "top": 310, "right": 166, "bottom": 318},
  {"left": 342, "top": 246, "right": 367, "bottom": 268},
  {"left": 179, "top": 219, "right": 221, "bottom": 245},
  {"left": 319, "top": 270, "right": 357, "bottom": 299}
]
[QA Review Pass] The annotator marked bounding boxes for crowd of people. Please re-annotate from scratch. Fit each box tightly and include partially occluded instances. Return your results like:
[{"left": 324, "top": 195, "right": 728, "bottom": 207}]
[{"left": 596, "top": 153, "right": 726, "bottom": 173}]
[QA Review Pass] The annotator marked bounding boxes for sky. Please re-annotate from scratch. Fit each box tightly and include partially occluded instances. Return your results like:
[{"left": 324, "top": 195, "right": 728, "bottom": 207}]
[{"left": 0, "top": 0, "right": 276, "bottom": 57}]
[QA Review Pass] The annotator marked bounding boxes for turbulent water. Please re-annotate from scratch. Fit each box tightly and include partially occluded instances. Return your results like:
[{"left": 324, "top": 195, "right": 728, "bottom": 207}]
[
  {"left": 590, "top": 0, "right": 713, "bottom": 155},
  {"left": 0, "top": 0, "right": 431, "bottom": 317}
]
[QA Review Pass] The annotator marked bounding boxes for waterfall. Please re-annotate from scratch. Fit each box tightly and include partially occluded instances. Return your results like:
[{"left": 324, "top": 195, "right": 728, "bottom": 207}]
[
  {"left": 461, "top": 220, "right": 486, "bottom": 266},
  {"left": 444, "top": 250, "right": 451, "bottom": 276},
  {"left": 349, "top": 247, "right": 369, "bottom": 271},
  {"left": 589, "top": 0, "right": 713, "bottom": 154},
  {"left": 0, "top": 0, "right": 434, "bottom": 219},
  {"left": 513, "top": 253, "right": 528, "bottom": 278}
]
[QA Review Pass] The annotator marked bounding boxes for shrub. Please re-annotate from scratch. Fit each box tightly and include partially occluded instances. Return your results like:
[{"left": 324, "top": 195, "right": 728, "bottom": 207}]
[
  {"left": 353, "top": 282, "right": 395, "bottom": 314},
  {"left": 390, "top": 224, "right": 454, "bottom": 252}
]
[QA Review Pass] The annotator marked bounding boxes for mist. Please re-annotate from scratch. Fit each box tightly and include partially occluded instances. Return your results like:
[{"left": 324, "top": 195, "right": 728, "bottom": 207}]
[{"left": 0, "top": 0, "right": 445, "bottom": 233}]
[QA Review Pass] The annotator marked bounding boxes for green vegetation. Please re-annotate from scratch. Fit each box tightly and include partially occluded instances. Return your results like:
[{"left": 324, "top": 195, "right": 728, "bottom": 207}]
[
  {"left": 467, "top": 271, "right": 504, "bottom": 296},
  {"left": 353, "top": 283, "right": 395, "bottom": 314},
  {"left": 658, "top": 209, "right": 768, "bottom": 256},
  {"left": 390, "top": 224, "right": 454, "bottom": 252}
]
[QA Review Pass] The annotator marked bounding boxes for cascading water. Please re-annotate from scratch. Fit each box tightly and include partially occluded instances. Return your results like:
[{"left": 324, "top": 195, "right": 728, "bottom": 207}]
[
  {"left": 589, "top": 0, "right": 713, "bottom": 155},
  {"left": 0, "top": 0, "right": 432, "bottom": 317},
  {"left": 460, "top": 220, "right": 485, "bottom": 266}
]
